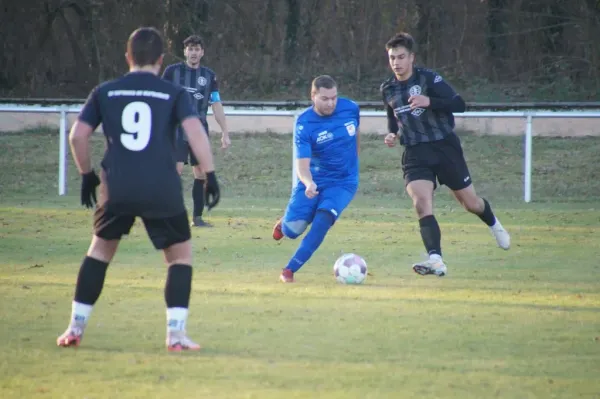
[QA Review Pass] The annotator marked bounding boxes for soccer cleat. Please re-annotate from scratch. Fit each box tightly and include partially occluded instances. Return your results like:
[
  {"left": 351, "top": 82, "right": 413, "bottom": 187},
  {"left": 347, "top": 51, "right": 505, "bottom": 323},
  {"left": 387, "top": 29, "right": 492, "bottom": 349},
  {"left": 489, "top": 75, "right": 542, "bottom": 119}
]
[
  {"left": 166, "top": 332, "right": 201, "bottom": 352},
  {"left": 279, "top": 268, "right": 294, "bottom": 283},
  {"left": 490, "top": 219, "right": 510, "bottom": 250},
  {"left": 272, "top": 218, "right": 284, "bottom": 241},
  {"left": 191, "top": 217, "right": 213, "bottom": 227},
  {"left": 56, "top": 324, "right": 85, "bottom": 348},
  {"left": 413, "top": 256, "right": 447, "bottom": 277}
]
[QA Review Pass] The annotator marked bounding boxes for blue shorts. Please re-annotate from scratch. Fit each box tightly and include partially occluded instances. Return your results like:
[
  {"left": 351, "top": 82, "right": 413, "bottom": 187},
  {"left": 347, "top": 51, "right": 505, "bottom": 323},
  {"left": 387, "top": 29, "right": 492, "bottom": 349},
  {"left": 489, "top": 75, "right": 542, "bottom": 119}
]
[{"left": 283, "top": 183, "right": 357, "bottom": 226}]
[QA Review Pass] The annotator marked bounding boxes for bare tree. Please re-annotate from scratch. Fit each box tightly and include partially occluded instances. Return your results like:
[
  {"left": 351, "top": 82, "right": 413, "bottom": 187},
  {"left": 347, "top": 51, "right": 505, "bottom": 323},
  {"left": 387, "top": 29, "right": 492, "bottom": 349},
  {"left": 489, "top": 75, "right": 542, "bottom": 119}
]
[{"left": 0, "top": 0, "right": 598, "bottom": 100}]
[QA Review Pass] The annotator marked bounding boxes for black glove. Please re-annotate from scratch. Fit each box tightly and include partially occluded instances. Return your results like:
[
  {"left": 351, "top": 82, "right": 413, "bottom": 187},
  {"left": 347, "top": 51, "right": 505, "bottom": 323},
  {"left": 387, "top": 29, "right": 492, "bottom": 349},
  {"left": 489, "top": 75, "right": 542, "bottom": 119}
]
[
  {"left": 81, "top": 170, "right": 100, "bottom": 209},
  {"left": 204, "top": 171, "right": 220, "bottom": 210}
]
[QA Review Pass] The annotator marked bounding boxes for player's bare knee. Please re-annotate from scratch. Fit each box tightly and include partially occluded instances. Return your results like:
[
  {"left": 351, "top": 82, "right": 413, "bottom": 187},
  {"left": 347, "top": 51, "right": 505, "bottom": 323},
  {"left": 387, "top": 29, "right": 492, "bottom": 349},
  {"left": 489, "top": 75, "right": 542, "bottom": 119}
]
[
  {"left": 163, "top": 240, "right": 193, "bottom": 266},
  {"left": 282, "top": 220, "right": 308, "bottom": 239},
  {"left": 412, "top": 197, "right": 433, "bottom": 218},
  {"left": 407, "top": 181, "right": 434, "bottom": 216},
  {"left": 87, "top": 235, "right": 119, "bottom": 263},
  {"left": 453, "top": 187, "right": 484, "bottom": 214}
]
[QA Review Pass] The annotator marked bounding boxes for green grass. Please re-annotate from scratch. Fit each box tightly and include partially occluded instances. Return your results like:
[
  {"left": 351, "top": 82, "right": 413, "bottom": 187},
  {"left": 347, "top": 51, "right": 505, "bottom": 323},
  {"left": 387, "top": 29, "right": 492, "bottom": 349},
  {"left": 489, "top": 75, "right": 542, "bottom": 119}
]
[{"left": 0, "top": 129, "right": 599, "bottom": 398}]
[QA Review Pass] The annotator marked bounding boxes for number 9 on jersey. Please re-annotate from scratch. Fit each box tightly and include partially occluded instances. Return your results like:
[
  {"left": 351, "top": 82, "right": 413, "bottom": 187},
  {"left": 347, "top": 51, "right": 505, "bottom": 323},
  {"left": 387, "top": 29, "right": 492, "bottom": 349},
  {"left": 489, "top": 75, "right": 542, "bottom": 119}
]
[{"left": 121, "top": 101, "right": 152, "bottom": 151}]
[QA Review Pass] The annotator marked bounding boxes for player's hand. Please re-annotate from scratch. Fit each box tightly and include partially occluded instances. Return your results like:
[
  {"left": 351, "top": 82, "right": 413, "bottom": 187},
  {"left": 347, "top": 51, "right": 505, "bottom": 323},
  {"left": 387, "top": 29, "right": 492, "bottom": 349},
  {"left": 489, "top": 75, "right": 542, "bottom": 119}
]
[
  {"left": 221, "top": 133, "right": 231, "bottom": 149},
  {"left": 80, "top": 170, "right": 100, "bottom": 209},
  {"left": 204, "top": 171, "right": 221, "bottom": 210},
  {"left": 305, "top": 182, "right": 319, "bottom": 199},
  {"left": 408, "top": 94, "right": 430, "bottom": 109},
  {"left": 384, "top": 133, "right": 397, "bottom": 147}
]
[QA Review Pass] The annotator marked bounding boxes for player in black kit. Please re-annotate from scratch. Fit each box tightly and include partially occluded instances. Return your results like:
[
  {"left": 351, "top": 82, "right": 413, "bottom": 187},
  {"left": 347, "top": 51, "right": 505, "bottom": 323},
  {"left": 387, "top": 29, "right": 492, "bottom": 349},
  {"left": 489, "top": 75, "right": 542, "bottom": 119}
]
[
  {"left": 380, "top": 32, "right": 510, "bottom": 278},
  {"left": 162, "top": 35, "right": 230, "bottom": 227},
  {"left": 56, "top": 27, "right": 220, "bottom": 352}
]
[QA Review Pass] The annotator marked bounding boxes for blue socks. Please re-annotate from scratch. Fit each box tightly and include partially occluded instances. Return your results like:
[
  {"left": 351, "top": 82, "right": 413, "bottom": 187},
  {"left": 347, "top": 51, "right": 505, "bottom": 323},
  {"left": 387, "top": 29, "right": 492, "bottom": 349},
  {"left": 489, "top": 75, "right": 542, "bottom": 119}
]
[{"left": 285, "top": 211, "right": 334, "bottom": 273}]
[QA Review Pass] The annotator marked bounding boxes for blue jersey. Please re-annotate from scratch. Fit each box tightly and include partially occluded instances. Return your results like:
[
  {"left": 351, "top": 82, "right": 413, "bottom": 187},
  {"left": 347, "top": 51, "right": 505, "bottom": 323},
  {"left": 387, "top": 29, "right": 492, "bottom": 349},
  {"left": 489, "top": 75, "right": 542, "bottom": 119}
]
[{"left": 294, "top": 98, "right": 360, "bottom": 188}]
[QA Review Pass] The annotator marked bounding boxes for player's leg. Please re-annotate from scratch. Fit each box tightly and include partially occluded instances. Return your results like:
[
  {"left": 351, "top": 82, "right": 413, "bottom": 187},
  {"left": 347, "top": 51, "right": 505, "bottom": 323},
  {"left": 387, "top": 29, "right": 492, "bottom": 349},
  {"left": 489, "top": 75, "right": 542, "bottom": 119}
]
[
  {"left": 176, "top": 138, "right": 210, "bottom": 228},
  {"left": 277, "top": 184, "right": 319, "bottom": 282},
  {"left": 190, "top": 122, "right": 212, "bottom": 227},
  {"left": 57, "top": 207, "right": 134, "bottom": 347},
  {"left": 277, "top": 184, "right": 318, "bottom": 240},
  {"left": 281, "top": 185, "right": 356, "bottom": 283},
  {"left": 273, "top": 184, "right": 310, "bottom": 241},
  {"left": 142, "top": 212, "right": 200, "bottom": 351},
  {"left": 407, "top": 180, "right": 447, "bottom": 277},
  {"left": 436, "top": 135, "right": 510, "bottom": 250},
  {"left": 190, "top": 162, "right": 211, "bottom": 227},
  {"left": 451, "top": 184, "right": 510, "bottom": 249},
  {"left": 272, "top": 217, "right": 285, "bottom": 240},
  {"left": 402, "top": 144, "right": 447, "bottom": 277}
]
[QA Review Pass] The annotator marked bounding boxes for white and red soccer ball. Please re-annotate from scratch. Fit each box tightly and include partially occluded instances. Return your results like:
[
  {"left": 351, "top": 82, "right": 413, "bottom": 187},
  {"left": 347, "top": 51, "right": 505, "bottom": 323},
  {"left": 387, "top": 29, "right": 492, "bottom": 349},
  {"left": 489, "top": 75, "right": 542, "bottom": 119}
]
[{"left": 333, "top": 253, "right": 367, "bottom": 284}]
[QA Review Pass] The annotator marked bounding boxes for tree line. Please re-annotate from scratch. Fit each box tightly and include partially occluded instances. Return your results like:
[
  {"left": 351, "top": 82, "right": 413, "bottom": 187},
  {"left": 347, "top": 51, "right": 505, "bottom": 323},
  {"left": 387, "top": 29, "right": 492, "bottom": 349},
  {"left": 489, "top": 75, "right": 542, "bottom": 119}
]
[{"left": 1, "top": 0, "right": 599, "bottom": 101}]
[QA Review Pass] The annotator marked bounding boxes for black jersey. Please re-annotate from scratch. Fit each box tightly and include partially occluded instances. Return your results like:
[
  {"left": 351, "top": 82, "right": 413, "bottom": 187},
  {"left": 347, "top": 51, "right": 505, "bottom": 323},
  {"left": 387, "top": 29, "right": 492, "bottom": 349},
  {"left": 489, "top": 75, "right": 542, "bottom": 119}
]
[
  {"left": 162, "top": 63, "right": 219, "bottom": 121},
  {"left": 78, "top": 71, "right": 197, "bottom": 218},
  {"left": 380, "top": 67, "right": 464, "bottom": 147}
]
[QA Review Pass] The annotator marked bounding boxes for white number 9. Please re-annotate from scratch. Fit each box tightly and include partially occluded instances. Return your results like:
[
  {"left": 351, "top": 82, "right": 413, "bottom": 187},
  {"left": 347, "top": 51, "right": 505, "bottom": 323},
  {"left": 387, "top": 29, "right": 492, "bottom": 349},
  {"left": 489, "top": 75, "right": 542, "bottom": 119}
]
[{"left": 121, "top": 101, "right": 152, "bottom": 151}]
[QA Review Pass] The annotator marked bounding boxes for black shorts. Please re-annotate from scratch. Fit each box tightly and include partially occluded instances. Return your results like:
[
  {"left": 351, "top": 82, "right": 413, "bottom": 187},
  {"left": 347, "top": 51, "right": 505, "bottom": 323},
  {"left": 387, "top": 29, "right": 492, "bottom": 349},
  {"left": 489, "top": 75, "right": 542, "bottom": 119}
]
[
  {"left": 402, "top": 134, "right": 472, "bottom": 191},
  {"left": 93, "top": 206, "right": 192, "bottom": 250},
  {"left": 177, "top": 120, "right": 209, "bottom": 166}
]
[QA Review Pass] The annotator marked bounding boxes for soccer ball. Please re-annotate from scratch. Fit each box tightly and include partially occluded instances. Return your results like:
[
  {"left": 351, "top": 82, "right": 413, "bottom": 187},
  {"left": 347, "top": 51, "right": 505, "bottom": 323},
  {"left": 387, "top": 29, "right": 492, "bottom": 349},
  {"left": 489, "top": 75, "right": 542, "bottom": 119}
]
[{"left": 333, "top": 253, "right": 367, "bottom": 284}]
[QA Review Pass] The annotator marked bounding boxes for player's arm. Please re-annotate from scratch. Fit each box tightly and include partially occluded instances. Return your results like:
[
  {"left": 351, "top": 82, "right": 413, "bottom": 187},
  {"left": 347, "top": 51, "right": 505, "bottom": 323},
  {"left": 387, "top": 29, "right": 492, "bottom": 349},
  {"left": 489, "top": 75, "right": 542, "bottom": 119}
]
[
  {"left": 208, "top": 73, "right": 230, "bottom": 148},
  {"left": 381, "top": 88, "right": 400, "bottom": 136},
  {"left": 381, "top": 89, "right": 400, "bottom": 147},
  {"left": 296, "top": 158, "right": 313, "bottom": 186},
  {"left": 424, "top": 73, "right": 466, "bottom": 113},
  {"left": 69, "top": 121, "right": 95, "bottom": 173},
  {"left": 70, "top": 89, "right": 102, "bottom": 174},
  {"left": 211, "top": 101, "right": 230, "bottom": 148},
  {"left": 70, "top": 88, "right": 102, "bottom": 208},
  {"left": 355, "top": 105, "right": 361, "bottom": 155},
  {"left": 176, "top": 90, "right": 215, "bottom": 172},
  {"left": 294, "top": 121, "right": 314, "bottom": 187},
  {"left": 386, "top": 104, "right": 400, "bottom": 134}
]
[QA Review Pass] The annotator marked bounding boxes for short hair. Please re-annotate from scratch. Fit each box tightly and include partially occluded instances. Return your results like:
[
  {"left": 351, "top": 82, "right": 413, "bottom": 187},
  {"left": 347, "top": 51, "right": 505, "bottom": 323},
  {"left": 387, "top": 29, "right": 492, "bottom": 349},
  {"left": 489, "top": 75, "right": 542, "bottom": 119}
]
[
  {"left": 127, "top": 27, "right": 164, "bottom": 66},
  {"left": 385, "top": 32, "right": 416, "bottom": 53},
  {"left": 183, "top": 35, "right": 204, "bottom": 49},
  {"left": 311, "top": 75, "right": 337, "bottom": 95}
]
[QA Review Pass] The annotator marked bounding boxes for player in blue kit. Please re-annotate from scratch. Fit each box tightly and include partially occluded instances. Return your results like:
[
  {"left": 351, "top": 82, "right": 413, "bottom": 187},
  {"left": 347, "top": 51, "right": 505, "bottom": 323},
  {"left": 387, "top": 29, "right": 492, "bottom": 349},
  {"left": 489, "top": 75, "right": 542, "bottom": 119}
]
[{"left": 272, "top": 75, "right": 360, "bottom": 283}]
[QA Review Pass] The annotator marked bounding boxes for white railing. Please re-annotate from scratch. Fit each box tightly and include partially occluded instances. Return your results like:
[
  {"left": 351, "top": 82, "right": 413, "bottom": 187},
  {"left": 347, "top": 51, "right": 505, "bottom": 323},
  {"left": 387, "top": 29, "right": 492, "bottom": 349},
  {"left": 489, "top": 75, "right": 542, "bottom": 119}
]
[{"left": 1, "top": 105, "right": 599, "bottom": 202}]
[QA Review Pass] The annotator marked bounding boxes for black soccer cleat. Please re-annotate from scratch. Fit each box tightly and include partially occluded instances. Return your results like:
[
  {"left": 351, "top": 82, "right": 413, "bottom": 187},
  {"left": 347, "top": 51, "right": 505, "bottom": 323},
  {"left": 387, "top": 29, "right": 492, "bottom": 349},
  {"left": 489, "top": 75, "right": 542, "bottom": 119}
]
[{"left": 191, "top": 217, "right": 213, "bottom": 227}]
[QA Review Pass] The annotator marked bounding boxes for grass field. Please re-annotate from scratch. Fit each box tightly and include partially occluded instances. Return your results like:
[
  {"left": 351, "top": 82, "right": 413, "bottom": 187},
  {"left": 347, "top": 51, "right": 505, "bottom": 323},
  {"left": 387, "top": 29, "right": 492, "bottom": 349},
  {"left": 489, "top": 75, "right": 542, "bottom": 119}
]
[{"left": 1, "top": 129, "right": 599, "bottom": 399}]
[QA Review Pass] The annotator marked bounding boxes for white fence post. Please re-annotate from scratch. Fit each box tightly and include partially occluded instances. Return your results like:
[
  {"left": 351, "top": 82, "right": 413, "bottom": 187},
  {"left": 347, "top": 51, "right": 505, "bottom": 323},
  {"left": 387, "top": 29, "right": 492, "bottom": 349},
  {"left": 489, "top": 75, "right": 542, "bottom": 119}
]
[
  {"left": 58, "top": 107, "right": 68, "bottom": 195},
  {"left": 292, "top": 110, "right": 300, "bottom": 189},
  {"left": 524, "top": 114, "right": 533, "bottom": 203}
]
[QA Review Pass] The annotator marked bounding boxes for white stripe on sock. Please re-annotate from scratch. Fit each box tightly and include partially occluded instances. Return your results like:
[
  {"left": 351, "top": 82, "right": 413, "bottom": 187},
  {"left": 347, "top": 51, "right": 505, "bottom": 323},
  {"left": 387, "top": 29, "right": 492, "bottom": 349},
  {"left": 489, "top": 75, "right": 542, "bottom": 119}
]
[
  {"left": 71, "top": 301, "right": 93, "bottom": 325},
  {"left": 167, "top": 307, "right": 189, "bottom": 332}
]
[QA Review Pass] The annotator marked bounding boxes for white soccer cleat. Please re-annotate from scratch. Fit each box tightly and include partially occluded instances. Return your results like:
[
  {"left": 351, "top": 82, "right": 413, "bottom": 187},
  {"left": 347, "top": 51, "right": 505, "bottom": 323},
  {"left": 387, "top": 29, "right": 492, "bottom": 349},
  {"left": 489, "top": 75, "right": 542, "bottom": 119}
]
[
  {"left": 166, "top": 331, "right": 201, "bottom": 352},
  {"left": 413, "top": 255, "right": 447, "bottom": 277},
  {"left": 490, "top": 219, "right": 510, "bottom": 250}
]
